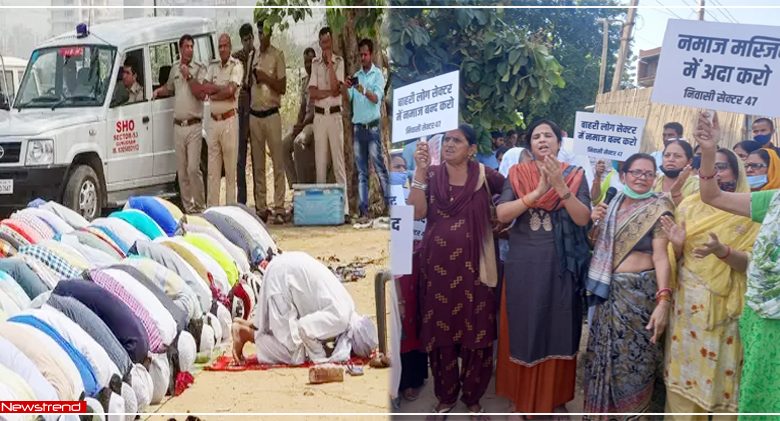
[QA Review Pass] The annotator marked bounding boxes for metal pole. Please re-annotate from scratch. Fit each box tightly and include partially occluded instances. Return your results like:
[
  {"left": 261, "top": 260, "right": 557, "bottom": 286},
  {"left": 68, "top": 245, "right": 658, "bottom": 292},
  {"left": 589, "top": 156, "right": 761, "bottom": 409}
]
[
  {"left": 698, "top": 0, "right": 705, "bottom": 20},
  {"left": 610, "top": 0, "right": 638, "bottom": 92},
  {"left": 374, "top": 269, "right": 391, "bottom": 354},
  {"left": 154, "top": 0, "right": 157, "bottom": 17},
  {"left": 597, "top": 18, "right": 609, "bottom": 95}
]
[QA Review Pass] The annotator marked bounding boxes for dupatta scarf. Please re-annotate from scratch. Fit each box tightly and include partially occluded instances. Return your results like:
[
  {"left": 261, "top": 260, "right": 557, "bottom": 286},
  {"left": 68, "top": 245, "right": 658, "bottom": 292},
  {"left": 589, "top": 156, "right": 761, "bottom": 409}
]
[
  {"left": 427, "top": 160, "right": 497, "bottom": 287},
  {"left": 508, "top": 160, "right": 585, "bottom": 212},
  {"left": 671, "top": 158, "right": 760, "bottom": 327},
  {"left": 587, "top": 193, "right": 674, "bottom": 304}
]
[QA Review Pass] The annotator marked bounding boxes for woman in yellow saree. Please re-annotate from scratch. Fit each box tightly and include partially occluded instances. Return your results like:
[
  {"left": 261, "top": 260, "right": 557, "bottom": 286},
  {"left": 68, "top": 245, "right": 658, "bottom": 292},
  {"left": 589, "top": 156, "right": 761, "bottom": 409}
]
[{"left": 660, "top": 148, "right": 760, "bottom": 417}]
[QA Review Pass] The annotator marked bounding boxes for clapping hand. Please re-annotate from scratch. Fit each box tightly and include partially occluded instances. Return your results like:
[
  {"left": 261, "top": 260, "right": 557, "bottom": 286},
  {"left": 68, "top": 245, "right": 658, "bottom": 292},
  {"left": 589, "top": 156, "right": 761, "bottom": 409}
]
[
  {"left": 595, "top": 160, "right": 606, "bottom": 179},
  {"left": 670, "top": 165, "right": 693, "bottom": 197},
  {"left": 660, "top": 215, "right": 686, "bottom": 252},
  {"left": 692, "top": 232, "right": 726, "bottom": 259}
]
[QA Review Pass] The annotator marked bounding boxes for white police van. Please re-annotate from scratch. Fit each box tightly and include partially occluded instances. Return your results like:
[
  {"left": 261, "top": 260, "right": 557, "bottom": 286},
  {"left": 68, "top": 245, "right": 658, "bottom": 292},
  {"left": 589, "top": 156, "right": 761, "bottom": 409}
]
[{"left": 0, "top": 17, "right": 217, "bottom": 220}]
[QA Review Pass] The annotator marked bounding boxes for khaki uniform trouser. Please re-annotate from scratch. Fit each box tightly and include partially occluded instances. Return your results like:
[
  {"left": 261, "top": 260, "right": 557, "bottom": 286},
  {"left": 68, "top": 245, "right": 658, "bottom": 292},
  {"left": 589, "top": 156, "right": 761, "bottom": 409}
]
[
  {"left": 664, "top": 390, "right": 736, "bottom": 421},
  {"left": 313, "top": 113, "right": 348, "bottom": 215},
  {"left": 282, "top": 124, "right": 316, "bottom": 188},
  {"left": 249, "top": 112, "right": 285, "bottom": 214},
  {"left": 174, "top": 123, "right": 205, "bottom": 214},
  {"left": 206, "top": 116, "right": 238, "bottom": 207}
]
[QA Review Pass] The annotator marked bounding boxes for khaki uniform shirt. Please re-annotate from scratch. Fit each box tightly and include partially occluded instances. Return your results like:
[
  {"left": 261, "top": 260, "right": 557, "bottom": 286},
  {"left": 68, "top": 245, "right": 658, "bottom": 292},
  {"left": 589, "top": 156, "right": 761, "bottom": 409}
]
[
  {"left": 128, "top": 81, "right": 144, "bottom": 103},
  {"left": 165, "top": 60, "right": 206, "bottom": 120},
  {"left": 207, "top": 56, "right": 243, "bottom": 115},
  {"left": 250, "top": 45, "right": 286, "bottom": 111},
  {"left": 232, "top": 48, "right": 254, "bottom": 105},
  {"left": 308, "top": 54, "right": 344, "bottom": 108}
]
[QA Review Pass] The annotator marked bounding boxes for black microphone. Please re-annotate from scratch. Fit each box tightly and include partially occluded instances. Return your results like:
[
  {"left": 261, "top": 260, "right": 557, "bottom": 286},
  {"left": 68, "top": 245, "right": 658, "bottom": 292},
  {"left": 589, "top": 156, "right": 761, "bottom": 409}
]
[
  {"left": 604, "top": 187, "right": 618, "bottom": 205},
  {"left": 594, "top": 187, "right": 618, "bottom": 227}
]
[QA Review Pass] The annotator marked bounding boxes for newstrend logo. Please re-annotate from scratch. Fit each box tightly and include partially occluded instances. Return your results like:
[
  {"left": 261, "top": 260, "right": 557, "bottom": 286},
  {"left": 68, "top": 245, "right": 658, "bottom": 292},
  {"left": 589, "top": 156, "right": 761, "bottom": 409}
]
[{"left": 0, "top": 401, "right": 86, "bottom": 414}]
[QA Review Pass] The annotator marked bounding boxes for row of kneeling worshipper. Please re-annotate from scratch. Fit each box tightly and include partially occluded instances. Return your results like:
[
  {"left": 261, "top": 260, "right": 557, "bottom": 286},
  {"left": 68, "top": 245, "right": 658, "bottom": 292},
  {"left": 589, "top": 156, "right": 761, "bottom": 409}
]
[{"left": 0, "top": 196, "right": 282, "bottom": 420}]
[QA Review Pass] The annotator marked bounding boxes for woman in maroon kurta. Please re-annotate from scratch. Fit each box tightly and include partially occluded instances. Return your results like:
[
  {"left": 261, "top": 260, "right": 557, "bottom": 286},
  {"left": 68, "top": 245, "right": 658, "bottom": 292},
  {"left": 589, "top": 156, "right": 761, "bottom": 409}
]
[{"left": 407, "top": 124, "right": 504, "bottom": 414}]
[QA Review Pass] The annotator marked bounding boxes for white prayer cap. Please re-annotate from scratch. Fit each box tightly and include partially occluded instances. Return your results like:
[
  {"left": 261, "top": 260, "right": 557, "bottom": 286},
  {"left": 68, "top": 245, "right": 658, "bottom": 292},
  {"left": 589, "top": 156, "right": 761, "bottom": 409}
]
[
  {"left": 82, "top": 397, "right": 104, "bottom": 420},
  {"left": 148, "top": 353, "right": 170, "bottom": 405},
  {"left": 177, "top": 331, "right": 197, "bottom": 373},
  {"left": 206, "top": 312, "right": 222, "bottom": 346},
  {"left": 129, "top": 364, "right": 152, "bottom": 411},
  {"left": 198, "top": 323, "right": 216, "bottom": 359},
  {"left": 120, "top": 382, "right": 137, "bottom": 421},
  {"left": 215, "top": 303, "right": 231, "bottom": 343},
  {"left": 107, "top": 391, "right": 125, "bottom": 418},
  {"left": 29, "top": 291, "right": 51, "bottom": 309},
  {"left": 349, "top": 315, "right": 379, "bottom": 358}
]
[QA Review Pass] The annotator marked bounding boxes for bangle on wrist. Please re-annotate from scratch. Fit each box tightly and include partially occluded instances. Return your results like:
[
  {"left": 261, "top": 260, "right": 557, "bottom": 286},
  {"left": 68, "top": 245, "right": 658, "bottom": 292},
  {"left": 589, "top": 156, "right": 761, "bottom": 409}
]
[
  {"left": 411, "top": 179, "right": 427, "bottom": 191},
  {"left": 717, "top": 245, "right": 731, "bottom": 259},
  {"left": 698, "top": 169, "right": 717, "bottom": 180},
  {"left": 655, "top": 288, "right": 672, "bottom": 299},
  {"left": 521, "top": 195, "right": 535, "bottom": 208},
  {"left": 559, "top": 191, "right": 572, "bottom": 201},
  {"left": 657, "top": 295, "right": 672, "bottom": 304}
]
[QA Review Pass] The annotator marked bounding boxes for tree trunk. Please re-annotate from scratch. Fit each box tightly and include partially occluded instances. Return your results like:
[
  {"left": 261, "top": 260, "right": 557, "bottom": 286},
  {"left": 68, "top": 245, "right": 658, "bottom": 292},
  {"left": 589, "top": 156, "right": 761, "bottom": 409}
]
[{"left": 335, "top": 10, "right": 360, "bottom": 217}]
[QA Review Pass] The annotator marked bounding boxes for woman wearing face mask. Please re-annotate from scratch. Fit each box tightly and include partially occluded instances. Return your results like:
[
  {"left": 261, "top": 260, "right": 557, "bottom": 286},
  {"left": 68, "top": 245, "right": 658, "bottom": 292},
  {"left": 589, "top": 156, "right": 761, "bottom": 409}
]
[
  {"left": 407, "top": 124, "right": 504, "bottom": 415},
  {"left": 495, "top": 120, "right": 592, "bottom": 414},
  {"left": 695, "top": 110, "right": 780, "bottom": 415},
  {"left": 659, "top": 148, "right": 759, "bottom": 416},
  {"left": 654, "top": 139, "right": 699, "bottom": 206},
  {"left": 583, "top": 153, "right": 673, "bottom": 416},
  {"left": 733, "top": 140, "right": 761, "bottom": 162},
  {"left": 745, "top": 148, "right": 780, "bottom": 191}
]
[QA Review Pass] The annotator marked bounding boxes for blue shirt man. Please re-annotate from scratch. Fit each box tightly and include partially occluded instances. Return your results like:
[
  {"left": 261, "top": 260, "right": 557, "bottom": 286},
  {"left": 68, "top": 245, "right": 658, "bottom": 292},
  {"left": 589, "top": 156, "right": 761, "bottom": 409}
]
[{"left": 346, "top": 38, "right": 390, "bottom": 221}]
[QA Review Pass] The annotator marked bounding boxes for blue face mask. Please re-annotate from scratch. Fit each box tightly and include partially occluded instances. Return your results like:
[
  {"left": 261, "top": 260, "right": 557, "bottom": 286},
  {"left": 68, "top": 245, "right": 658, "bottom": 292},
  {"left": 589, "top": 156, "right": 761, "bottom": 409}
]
[
  {"left": 747, "top": 174, "right": 768, "bottom": 190},
  {"left": 754, "top": 134, "right": 772, "bottom": 145},
  {"left": 691, "top": 156, "right": 702, "bottom": 169},
  {"left": 389, "top": 171, "right": 408, "bottom": 186},
  {"left": 622, "top": 184, "right": 655, "bottom": 200}
]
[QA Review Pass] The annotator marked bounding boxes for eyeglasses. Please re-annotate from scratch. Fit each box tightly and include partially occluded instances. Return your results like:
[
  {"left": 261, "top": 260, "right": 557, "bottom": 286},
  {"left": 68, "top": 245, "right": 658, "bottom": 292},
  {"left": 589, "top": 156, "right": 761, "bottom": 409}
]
[
  {"left": 745, "top": 163, "right": 768, "bottom": 170},
  {"left": 626, "top": 170, "right": 656, "bottom": 179},
  {"left": 714, "top": 162, "right": 730, "bottom": 171}
]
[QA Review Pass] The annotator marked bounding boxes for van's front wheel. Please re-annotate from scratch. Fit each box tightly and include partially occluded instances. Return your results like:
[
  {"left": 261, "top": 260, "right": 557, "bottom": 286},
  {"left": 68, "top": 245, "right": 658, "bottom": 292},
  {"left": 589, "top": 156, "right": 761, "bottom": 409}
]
[{"left": 63, "top": 165, "right": 101, "bottom": 221}]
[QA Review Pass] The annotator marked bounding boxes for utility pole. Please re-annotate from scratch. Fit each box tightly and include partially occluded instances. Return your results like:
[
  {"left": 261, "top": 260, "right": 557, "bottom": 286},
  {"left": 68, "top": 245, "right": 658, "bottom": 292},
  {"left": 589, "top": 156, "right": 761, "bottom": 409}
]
[
  {"left": 610, "top": 0, "right": 638, "bottom": 92},
  {"left": 598, "top": 19, "right": 609, "bottom": 95},
  {"left": 698, "top": 0, "right": 705, "bottom": 20}
]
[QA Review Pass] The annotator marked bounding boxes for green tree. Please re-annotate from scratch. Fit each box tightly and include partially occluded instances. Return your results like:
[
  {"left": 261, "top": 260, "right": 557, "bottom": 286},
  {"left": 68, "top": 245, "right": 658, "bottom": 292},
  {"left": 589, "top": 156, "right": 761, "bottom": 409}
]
[
  {"left": 502, "top": 0, "right": 625, "bottom": 134},
  {"left": 388, "top": 1, "right": 566, "bottom": 153}
]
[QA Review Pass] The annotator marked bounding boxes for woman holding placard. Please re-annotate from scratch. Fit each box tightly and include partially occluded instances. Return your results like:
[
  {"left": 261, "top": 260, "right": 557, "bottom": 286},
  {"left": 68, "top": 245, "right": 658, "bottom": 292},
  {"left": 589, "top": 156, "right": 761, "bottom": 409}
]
[
  {"left": 494, "top": 119, "right": 591, "bottom": 414},
  {"left": 696, "top": 110, "right": 780, "bottom": 414},
  {"left": 407, "top": 124, "right": 504, "bottom": 415},
  {"left": 653, "top": 139, "right": 699, "bottom": 206}
]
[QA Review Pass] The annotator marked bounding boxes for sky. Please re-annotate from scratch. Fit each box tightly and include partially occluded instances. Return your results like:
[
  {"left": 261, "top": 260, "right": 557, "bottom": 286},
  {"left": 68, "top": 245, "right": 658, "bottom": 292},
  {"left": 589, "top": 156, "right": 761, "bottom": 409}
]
[
  {"left": 633, "top": 0, "right": 780, "bottom": 52},
  {"left": 0, "top": 1, "right": 779, "bottom": 65}
]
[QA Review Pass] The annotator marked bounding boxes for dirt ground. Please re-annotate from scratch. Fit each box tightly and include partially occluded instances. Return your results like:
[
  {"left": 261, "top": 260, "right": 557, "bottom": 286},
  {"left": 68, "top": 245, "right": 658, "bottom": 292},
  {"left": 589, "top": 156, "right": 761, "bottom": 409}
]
[
  {"left": 145, "top": 168, "right": 392, "bottom": 420},
  {"left": 392, "top": 326, "right": 590, "bottom": 419}
]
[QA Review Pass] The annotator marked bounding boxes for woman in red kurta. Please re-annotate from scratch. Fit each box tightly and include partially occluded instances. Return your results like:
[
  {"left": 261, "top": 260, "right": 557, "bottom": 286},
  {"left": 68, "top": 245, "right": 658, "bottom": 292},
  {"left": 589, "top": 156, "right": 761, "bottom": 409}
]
[{"left": 407, "top": 124, "right": 504, "bottom": 414}]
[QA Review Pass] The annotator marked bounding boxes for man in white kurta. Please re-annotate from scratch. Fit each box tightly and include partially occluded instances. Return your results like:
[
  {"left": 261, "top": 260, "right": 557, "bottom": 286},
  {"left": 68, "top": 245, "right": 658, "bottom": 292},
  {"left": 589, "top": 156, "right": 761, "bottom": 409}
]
[{"left": 231, "top": 251, "right": 355, "bottom": 365}]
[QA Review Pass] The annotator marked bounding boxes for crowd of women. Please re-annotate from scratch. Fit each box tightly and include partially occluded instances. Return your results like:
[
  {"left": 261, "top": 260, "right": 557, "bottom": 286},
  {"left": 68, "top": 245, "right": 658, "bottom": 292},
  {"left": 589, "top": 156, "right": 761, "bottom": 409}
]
[
  {"left": 0, "top": 196, "right": 279, "bottom": 419},
  {"left": 396, "top": 110, "right": 780, "bottom": 418}
]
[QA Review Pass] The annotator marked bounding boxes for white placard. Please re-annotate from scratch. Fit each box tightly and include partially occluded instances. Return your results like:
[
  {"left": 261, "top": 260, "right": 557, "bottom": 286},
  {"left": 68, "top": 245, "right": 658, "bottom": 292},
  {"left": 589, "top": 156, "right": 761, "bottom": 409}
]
[
  {"left": 573, "top": 112, "right": 645, "bottom": 162},
  {"left": 388, "top": 184, "right": 406, "bottom": 207},
  {"left": 392, "top": 71, "right": 459, "bottom": 144},
  {"left": 390, "top": 205, "right": 414, "bottom": 276},
  {"left": 652, "top": 19, "right": 780, "bottom": 117}
]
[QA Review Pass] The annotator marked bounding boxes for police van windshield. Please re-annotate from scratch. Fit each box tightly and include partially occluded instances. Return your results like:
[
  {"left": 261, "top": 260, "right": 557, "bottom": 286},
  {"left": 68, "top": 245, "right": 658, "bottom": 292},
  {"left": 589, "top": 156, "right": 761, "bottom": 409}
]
[{"left": 15, "top": 44, "right": 116, "bottom": 109}]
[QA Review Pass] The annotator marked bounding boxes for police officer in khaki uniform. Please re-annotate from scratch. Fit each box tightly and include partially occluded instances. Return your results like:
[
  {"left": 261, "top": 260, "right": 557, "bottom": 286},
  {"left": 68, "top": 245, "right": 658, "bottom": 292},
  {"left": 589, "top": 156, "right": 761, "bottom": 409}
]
[
  {"left": 153, "top": 34, "right": 213, "bottom": 214},
  {"left": 249, "top": 20, "right": 287, "bottom": 224},
  {"left": 308, "top": 26, "right": 349, "bottom": 220},
  {"left": 204, "top": 33, "right": 243, "bottom": 207}
]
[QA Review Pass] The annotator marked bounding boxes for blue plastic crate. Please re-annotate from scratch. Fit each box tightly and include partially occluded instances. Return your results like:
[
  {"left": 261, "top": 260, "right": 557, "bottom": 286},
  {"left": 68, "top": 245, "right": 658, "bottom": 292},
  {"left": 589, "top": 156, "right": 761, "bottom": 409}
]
[{"left": 293, "top": 183, "right": 345, "bottom": 226}]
